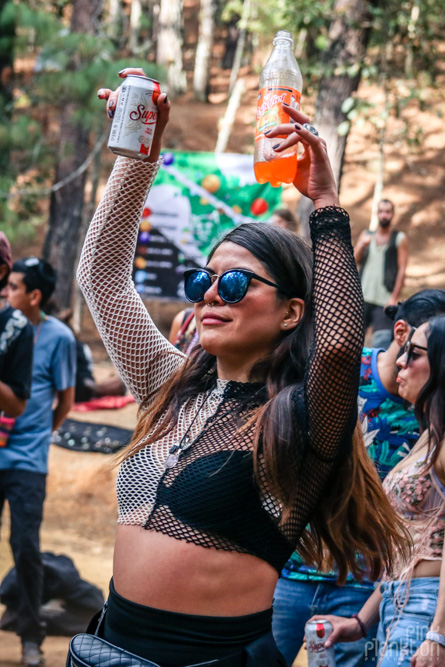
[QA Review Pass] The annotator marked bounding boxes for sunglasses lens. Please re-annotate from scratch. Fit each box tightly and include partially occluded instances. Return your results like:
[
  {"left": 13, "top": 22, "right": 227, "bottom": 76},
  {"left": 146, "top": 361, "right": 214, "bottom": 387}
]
[
  {"left": 184, "top": 271, "right": 211, "bottom": 302},
  {"left": 219, "top": 271, "right": 249, "bottom": 303}
]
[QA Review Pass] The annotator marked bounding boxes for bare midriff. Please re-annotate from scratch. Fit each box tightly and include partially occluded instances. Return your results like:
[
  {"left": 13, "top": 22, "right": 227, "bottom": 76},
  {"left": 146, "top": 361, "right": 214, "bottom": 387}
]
[{"left": 113, "top": 525, "right": 278, "bottom": 616}]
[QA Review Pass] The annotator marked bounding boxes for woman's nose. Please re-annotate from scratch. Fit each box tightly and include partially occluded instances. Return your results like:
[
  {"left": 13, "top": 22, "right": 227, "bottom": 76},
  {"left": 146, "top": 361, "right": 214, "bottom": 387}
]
[
  {"left": 203, "top": 276, "right": 222, "bottom": 304},
  {"left": 396, "top": 352, "right": 407, "bottom": 369}
]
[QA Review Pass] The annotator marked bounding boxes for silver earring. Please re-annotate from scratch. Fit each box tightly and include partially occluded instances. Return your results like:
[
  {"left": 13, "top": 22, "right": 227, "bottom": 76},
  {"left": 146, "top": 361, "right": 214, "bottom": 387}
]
[{"left": 283, "top": 322, "right": 288, "bottom": 327}]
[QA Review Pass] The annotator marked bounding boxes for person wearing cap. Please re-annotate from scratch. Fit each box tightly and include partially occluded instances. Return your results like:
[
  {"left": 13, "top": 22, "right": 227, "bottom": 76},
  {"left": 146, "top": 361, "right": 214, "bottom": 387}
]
[
  {"left": 1, "top": 256, "right": 76, "bottom": 667},
  {"left": 0, "top": 232, "right": 33, "bottom": 419}
]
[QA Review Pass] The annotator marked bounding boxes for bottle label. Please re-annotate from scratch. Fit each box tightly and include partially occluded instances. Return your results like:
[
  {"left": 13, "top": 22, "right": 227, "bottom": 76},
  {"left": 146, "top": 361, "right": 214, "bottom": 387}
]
[{"left": 255, "top": 86, "right": 301, "bottom": 142}]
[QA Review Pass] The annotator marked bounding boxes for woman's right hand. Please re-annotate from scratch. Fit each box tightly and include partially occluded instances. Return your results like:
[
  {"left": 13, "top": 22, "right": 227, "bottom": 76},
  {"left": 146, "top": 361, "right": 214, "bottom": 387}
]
[
  {"left": 97, "top": 68, "right": 170, "bottom": 163},
  {"left": 265, "top": 107, "right": 339, "bottom": 209},
  {"left": 306, "top": 615, "right": 364, "bottom": 647}
]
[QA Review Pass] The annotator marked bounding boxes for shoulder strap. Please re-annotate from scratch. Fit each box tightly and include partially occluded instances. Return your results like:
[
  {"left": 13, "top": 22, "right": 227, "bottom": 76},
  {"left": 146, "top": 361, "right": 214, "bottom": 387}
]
[
  {"left": 388, "top": 229, "right": 399, "bottom": 248},
  {"left": 178, "top": 310, "right": 195, "bottom": 338},
  {"left": 181, "top": 308, "right": 193, "bottom": 326}
]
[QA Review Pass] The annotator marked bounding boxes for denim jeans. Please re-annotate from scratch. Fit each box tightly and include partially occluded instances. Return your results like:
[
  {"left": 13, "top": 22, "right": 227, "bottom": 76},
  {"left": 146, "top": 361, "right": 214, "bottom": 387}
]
[
  {"left": 377, "top": 578, "right": 439, "bottom": 666},
  {"left": 0, "top": 469, "right": 47, "bottom": 645},
  {"left": 272, "top": 577, "right": 378, "bottom": 666}
]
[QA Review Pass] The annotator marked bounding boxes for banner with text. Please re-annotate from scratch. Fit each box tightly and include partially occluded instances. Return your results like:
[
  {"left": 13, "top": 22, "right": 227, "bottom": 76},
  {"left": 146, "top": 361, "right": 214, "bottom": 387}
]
[{"left": 133, "top": 151, "right": 282, "bottom": 300}]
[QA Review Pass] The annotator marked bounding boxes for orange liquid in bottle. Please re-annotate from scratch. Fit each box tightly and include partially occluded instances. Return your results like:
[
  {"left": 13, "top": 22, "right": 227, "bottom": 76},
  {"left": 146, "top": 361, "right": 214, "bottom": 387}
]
[
  {"left": 254, "top": 154, "right": 297, "bottom": 188},
  {"left": 254, "top": 31, "right": 303, "bottom": 189}
]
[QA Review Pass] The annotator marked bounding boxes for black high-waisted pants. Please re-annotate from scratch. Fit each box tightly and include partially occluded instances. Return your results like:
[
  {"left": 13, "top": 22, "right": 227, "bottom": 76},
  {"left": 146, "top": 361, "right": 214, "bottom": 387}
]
[{"left": 101, "top": 579, "right": 286, "bottom": 666}]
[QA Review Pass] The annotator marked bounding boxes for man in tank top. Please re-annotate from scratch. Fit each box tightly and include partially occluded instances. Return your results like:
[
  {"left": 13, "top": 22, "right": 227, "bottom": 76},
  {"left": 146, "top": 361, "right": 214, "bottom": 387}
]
[{"left": 354, "top": 199, "right": 409, "bottom": 349}]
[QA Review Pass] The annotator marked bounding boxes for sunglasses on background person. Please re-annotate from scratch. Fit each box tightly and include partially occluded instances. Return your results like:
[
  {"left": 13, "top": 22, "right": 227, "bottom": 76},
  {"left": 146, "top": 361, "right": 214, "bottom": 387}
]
[
  {"left": 402, "top": 326, "right": 428, "bottom": 364},
  {"left": 183, "top": 268, "right": 292, "bottom": 304}
]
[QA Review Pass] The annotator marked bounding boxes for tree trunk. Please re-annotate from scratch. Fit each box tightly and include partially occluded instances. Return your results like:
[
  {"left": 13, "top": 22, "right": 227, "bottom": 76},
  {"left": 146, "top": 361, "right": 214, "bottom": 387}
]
[
  {"left": 214, "top": 78, "right": 245, "bottom": 153},
  {"left": 42, "top": 0, "right": 102, "bottom": 311},
  {"left": 71, "top": 129, "right": 104, "bottom": 335},
  {"left": 297, "top": 0, "right": 376, "bottom": 239},
  {"left": 129, "top": 0, "right": 143, "bottom": 53},
  {"left": 228, "top": 0, "right": 251, "bottom": 96},
  {"left": 106, "top": 0, "right": 123, "bottom": 42},
  {"left": 193, "top": 0, "right": 217, "bottom": 102},
  {"left": 0, "top": 0, "right": 15, "bottom": 176},
  {"left": 156, "top": 0, "right": 186, "bottom": 97}
]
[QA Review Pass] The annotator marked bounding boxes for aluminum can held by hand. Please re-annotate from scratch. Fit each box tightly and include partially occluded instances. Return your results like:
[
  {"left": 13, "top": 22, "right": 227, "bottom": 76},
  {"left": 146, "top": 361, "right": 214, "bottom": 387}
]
[
  {"left": 108, "top": 75, "right": 161, "bottom": 160},
  {"left": 305, "top": 620, "right": 336, "bottom": 666}
]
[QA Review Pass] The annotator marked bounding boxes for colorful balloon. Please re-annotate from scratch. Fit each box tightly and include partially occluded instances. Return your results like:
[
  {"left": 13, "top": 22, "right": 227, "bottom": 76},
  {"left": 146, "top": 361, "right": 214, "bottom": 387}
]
[
  {"left": 250, "top": 198, "right": 268, "bottom": 216},
  {"left": 163, "top": 152, "right": 175, "bottom": 166},
  {"left": 138, "top": 231, "right": 150, "bottom": 243},
  {"left": 201, "top": 174, "right": 221, "bottom": 194},
  {"left": 134, "top": 257, "right": 147, "bottom": 269},
  {"left": 134, "top": 270, "right": 147, "bottom": 283}
]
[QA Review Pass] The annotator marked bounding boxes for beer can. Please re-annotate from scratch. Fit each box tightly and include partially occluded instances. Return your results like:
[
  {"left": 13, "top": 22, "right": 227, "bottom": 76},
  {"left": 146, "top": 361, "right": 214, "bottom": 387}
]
[
  {"left": 108, "top": 75, "right": 161, "bottom": 160},
  {"left": 305, "top": 620, "right": 336, "bottom": 666}
]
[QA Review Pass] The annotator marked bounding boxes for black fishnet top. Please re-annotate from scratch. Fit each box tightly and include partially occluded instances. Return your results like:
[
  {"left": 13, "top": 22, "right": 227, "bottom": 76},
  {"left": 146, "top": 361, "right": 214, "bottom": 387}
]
[{"left": 77, "top": 157, "right": 364, "bottom": 573}]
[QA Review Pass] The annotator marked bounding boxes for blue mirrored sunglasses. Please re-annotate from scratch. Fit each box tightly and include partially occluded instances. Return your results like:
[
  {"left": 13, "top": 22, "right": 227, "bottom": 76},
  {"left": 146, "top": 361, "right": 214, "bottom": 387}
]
[{"left": 183, "top": 268, "right": 290, "bottom": 304}]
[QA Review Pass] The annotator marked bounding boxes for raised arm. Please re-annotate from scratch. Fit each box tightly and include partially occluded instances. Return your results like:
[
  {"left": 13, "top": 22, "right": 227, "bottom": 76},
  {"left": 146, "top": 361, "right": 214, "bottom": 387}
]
[
  {"left": 77, "top": 74, "right": 185, "bottom": 404},
  {"left": 267, "top": 114, "right": 364, "bottom": 533},
  {"left": 305, "top": 204, "right": 363, "bottom": 460}
]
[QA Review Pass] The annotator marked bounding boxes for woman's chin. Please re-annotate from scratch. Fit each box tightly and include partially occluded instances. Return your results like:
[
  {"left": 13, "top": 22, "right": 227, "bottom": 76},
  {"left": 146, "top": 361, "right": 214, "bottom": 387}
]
[
  {"left": 398, "top": 385, "right": 414, "bottom": 404},
  {"left": 199, "top": 330, "right": 236, "bottom": 358}
]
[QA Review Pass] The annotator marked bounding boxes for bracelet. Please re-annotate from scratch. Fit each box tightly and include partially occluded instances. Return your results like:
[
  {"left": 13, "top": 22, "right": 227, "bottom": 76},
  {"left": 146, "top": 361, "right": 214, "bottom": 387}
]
[
  {"left": 425, "top": 631, "right": 445, "bottom": 648},
  {"left": 351, "top": 613, "right": 368, "bottom": 638}
]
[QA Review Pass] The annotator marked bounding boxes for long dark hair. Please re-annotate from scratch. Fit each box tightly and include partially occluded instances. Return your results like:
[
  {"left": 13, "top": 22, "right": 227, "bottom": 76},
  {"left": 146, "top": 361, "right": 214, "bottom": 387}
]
[
  {"left": 120, "top": 222, "right": 409, "bottom": 582},
  {"left": 415, "top": 315, "right": 445, "bottom": 467}
]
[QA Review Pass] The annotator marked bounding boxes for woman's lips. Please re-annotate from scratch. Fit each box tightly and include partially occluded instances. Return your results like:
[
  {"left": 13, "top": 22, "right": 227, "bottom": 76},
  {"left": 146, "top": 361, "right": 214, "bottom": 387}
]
[{"left": 201, "top": 313, "right": 229, "bottom": 325}]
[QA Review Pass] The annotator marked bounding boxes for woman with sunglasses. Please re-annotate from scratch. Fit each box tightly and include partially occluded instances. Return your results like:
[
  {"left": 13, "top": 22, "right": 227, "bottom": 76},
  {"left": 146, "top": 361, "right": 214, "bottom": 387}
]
[
  {"left": 308, "top": 316, "right": 445, "bottom": 666},
  {"left": 76, "top": 68, "right": 407, "bottom": 667}
]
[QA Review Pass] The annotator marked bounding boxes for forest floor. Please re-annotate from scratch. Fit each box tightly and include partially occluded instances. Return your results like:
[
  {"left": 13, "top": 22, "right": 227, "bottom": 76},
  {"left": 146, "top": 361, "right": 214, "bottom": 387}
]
[{"left": 2, "top": 51, "right": 445, "bottom": 666}]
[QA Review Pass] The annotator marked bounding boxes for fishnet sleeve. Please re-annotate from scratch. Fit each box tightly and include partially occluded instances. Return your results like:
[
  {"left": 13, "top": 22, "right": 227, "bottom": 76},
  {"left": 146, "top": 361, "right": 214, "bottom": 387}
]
[
  {"left": 77, "top": 157, "right": 185, "bottom": 404},
  {"left": 290, "top": 206, "right": 364, "bottom": 537}
]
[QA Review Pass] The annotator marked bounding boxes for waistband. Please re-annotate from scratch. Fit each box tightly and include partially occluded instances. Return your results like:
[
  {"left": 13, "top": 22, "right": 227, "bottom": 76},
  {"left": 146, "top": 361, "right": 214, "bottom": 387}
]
[
  {"left": 104, "top": 579, "right": 273, "bottom": 665},
  {"left": 381, "top": 576, "right": 440, "bottom": 596}
]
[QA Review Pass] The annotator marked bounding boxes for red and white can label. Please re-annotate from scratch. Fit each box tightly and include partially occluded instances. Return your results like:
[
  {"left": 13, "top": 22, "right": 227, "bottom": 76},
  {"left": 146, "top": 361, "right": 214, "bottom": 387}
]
[
  {"left": 108, "top": 75, "right": 161, "bottom": 160},
  {"left": 305, "top": 620, "right": 336, "bottom": 666}
]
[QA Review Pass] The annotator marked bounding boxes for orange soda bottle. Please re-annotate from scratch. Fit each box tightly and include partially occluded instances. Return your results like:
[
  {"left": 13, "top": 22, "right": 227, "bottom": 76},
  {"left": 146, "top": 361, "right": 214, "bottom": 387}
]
[{"left": 254, "top": 31, "right": 303, "bottom": 188}]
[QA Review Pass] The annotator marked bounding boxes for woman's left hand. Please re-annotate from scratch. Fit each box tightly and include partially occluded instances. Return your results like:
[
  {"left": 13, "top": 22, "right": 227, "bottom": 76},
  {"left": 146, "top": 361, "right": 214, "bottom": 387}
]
[
  {"left": 410, "top": 639, "right": 445, "bottom": 666},
  {"left": 265, "top": 107, "right": 339, "bottom": 209}
]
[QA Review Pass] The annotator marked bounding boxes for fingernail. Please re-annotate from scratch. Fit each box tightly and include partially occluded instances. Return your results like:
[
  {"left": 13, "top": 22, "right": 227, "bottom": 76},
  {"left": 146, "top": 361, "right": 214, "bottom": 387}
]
[
  {"left": 264, "top": 130, "right": 271, "bottom": 135},
  {"left": 108, "top": 109, "right": 115, "bottom": 119},
  {"left": 325, "top": 641, "right": 332, "bottom": 648},
  {"left": 108, "top": 100, "right": 115, "bottom": 109},
  {"left": 118, "top": 69, "right": 127, "bottom": 75},
  {"left": 97, "top": 89, "right": 104, "bottom": 97},
  {"left": 294, "top": 122, "right": 302, "bottom": 129},
  {"left": 163, "top": 95, "right": 169, "bottom": 104},
  {"left": 283, "top": 102, "right": 290, "bottom": 106},
  {"left": 272, "top": 143, "right": 280, "bottom": 150}
]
